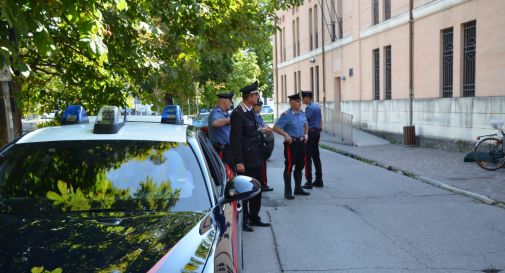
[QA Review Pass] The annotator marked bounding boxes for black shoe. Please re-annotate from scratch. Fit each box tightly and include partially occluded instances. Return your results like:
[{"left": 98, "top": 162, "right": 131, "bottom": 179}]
[
  {"left": 242, "top": 224, "right": 254, "bottom": 232},
  {"left": 262, "top": 186, "right": 274, "bottom": 192},
  {"left": 284, "top": 193, "right": 295, "bottom": 200},
  {"left": 313, "top": 180, "right": 324, "bottom": 187},
  {"left": 294, "top": 189, "right": 310, "bottom": 195},
  {"left": 302, "top": 181, "right": 313, "bottom": 189},
  {"left": 250, "top": 220, "right": 271, "bottom": 227}
]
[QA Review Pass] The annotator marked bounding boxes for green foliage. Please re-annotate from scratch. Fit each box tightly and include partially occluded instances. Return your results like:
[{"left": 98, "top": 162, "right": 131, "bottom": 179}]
[{"left": 0, "top": 0, "right": 304, "bottom": 117}]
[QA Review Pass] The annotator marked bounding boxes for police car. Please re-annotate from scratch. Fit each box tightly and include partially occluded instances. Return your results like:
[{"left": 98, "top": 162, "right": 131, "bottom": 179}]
[{"left": 0, "top": 105, "right": 260, "bottom": 273}]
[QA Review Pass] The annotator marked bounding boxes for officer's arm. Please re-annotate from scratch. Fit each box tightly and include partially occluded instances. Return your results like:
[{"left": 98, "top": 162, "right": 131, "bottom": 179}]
[{"left": 212, "top": 118, "right": 230, "bottom": 128}]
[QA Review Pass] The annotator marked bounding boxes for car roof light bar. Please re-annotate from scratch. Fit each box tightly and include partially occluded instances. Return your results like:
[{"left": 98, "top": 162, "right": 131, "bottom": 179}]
[
  {"left": 61, "top": 105, "right": 89, "bottom": 125},
  {"left": 161, "top": 105, "right": 183, "bottom": 124},
  {"left": 93, "top": 106, "right": 125, "bottom": 134}
]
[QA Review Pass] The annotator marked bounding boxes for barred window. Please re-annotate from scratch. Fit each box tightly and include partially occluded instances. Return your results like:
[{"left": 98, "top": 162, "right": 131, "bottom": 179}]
[
  {"left": 384, "top": 0, "right": 391, "bottom": 20},
  {"left": 373, "top": 49, "right": 380, "bottom": 100},
  {"left": 463, "top": 21, "right": 476, "bottom": 97},
  {"left": 309, "top": 9, "right": 313, "bottom": 50},
  {"left": 310, "top": 67, "right": 314, "bottom": 92},
  {"left": 316, "top": 66, "right": 320, "bottom": 101},
  {"left": 385, "top": 46, "right": 392, "bottom": 100},
  {"left": 441, "top": 28, "right": 453, "bottom": 98},
  {"left": 372, "top": 0, "right": 379, "bottom": 25}
]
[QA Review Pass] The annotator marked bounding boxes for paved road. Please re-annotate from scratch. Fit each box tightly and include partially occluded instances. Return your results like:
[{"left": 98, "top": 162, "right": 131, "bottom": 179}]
[{"left": 243, "top": 134, "right": 505, "bottom": 273}]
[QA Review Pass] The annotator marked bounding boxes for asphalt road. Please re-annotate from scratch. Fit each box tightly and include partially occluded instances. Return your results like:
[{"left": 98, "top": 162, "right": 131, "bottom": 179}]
[{"left": 243, "top": 133, "right": 505, "bottom": 273}]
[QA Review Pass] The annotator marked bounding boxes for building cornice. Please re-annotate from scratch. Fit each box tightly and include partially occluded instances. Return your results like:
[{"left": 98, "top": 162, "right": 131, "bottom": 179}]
[
  {"left": 413, "top": 0, "right": 470, "bottom": 20},
  {"left": 360, "top": 13, "right": 410, "bottom": 39},
  {"left": 277, "top": 35, "right": 353, "bottom": 69}
]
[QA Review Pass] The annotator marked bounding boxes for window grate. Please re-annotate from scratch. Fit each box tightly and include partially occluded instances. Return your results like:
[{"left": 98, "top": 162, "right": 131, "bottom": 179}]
[
  {"left": 316, "top": 66, "right": 320, "bottom": 101},
  {"left": 384, "top": 0, "right": 391, "bottom": 20},
  {"left": 373, "top": 49, "right": 380, "bottom": 100},
  {"left": 310, "top": 67, "right": 314, "bottom": 92},
  {"left": 442, "top": 28, "right": 453, "bottom": 98},
  {"left": 373, "top": 0, "right": 379, "bottom": 25},
  {"left": 463, "top": 21, "right": 476, "bottom": 97},
  {"left": 385, "top": 46, "right": 392, "bottom": 100}
]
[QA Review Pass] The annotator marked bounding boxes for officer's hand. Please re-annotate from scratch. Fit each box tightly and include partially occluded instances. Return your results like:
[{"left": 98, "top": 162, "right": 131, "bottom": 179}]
[
  {"left": 284, "top": 135, "right": 292, "bottom": 144},
  {"left": 236, "top": 163, "right": 245, "bottom": 173},
  {"left": 304, "top": 134, "right": 308, "bottom": 143}
]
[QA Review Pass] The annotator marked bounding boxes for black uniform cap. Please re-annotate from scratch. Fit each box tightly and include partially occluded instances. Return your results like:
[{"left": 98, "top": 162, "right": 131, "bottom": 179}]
[
  {"left": 240, "top": 81, "right": 259, "bottom": 95},
  {"left": 217, "top": 92, "right": 234, "bottom": 99},
  {"left": 288, "top": 93, "right": 301, "bottom": 101},
  {"left": 301, "top": 90, "right": 314, "bottom": 98}
]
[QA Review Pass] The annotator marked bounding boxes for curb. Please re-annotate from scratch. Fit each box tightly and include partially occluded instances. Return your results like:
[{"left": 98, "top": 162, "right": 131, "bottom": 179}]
[{"left": 320, "top": 143, "right": 505, "bottom": 209}]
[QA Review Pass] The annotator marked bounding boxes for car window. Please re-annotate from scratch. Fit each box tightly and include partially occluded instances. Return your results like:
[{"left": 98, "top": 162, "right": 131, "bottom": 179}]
[
  {"left": 194, "top": 113, "right": 209, "bottom": 121},
  {"left": 197, "top": 132, "right": 225, "bottom": 196},
  {"left": 0, "top": 140, "right": 211, "bottom": 214}
]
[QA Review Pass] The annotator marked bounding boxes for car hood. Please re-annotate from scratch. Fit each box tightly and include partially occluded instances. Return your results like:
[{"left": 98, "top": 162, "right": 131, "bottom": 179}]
[{"left": 0, "top": 210, "right": 213, "bottom": 273}]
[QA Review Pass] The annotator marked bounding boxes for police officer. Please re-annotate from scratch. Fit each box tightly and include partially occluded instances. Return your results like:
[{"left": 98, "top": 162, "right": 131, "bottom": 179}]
[
  {"left": 253, "top": 100, "right": 274, "bottom": 192},
  {"left": 230, "top": 81, "right": 270, "bottom": 231},
  {"left": 273, "top": 93, "right": 310, "bottom": 199},
  {"left": 301, "top": 91, "right": 324, "bottom": 189},
  {"left": 208, "top": 92, "right": 234, "bottom": 168}
]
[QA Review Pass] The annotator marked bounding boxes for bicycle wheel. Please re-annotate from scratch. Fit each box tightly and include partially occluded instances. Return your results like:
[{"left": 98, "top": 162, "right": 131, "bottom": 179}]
[{"left": 474, "top": 137, "right": 505, "bottom": 171}]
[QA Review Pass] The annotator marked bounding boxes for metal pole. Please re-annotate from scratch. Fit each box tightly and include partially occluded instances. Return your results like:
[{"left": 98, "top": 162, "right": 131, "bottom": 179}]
[
  {"left": 321, "top": 0, "right": 327, "bottom": 128},
  {"left": 274, "top": 20, "right": 279, "bottom": 119},
  {"left": 409, "top": 0, "right": 414, "bottom": 125}
]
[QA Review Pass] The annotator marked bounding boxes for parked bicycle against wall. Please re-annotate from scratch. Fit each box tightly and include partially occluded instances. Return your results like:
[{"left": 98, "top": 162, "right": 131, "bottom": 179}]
[{"left": 474, "top": 119, "right": 505, "bottom": 171}]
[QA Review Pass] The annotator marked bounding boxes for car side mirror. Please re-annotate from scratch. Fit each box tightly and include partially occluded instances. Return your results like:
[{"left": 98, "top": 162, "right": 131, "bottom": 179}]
[{"left": 220, "top": 175, "right": 261, "bottom": 204}]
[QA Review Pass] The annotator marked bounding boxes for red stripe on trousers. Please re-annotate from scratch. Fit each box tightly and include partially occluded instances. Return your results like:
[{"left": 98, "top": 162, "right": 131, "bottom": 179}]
[{"left": 285, "top": 142, "right": 292, "bottom": 175}]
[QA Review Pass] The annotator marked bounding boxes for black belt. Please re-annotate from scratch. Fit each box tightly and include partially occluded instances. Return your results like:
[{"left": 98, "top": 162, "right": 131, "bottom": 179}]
[
  {"left": 309, "top": 128, "right": 321, "bottom": 132},
  {"left": 291, "top": 137, "right": 305, "bottom": 142},
  {"left": 213, "top": 143, "right": 228, "bottom": 151}
]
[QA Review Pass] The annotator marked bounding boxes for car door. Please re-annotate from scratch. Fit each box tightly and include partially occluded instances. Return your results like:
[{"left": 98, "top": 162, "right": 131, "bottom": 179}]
[{"left": 197, "top": 132, "right": 243, "bottom": 272}]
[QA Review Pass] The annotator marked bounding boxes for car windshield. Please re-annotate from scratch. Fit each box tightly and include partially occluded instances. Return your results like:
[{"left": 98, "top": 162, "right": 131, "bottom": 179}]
[{"left": 0, "top": 140, "right": 211, "bottom": 214}]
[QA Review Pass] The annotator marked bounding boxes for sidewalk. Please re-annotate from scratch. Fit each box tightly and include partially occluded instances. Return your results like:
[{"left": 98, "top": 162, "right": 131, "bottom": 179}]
[{"left": 319, "top": 129, "right": 505, "bottom": 206}]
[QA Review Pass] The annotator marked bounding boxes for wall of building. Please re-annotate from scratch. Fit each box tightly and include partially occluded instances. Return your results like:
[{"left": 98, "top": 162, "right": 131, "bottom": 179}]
[
  {"left": 273, "top": 0, "right": 505, "bottom": 148},
  {"left": 342, "top": 96, "right": 505, "bottom": 142}
]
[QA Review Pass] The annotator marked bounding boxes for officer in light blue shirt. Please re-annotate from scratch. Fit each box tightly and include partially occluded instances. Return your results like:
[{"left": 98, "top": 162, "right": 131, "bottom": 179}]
[
  {"left": 301, "top": 90, "right": 324, "bottom": 189},
  {"left": 208, "top": 93, "right": 233, "bottom": 147},
  {"left": 273, "top": 93, "right": 310, "bottom": 199},
  {"left": 208, "top": 93, "right": 234, "bottom": 173}
]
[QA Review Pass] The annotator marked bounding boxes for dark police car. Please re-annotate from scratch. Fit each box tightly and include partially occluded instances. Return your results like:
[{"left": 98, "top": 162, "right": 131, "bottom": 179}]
[{"left": 0, "top": 105, "right": 260, "bottom": 273}]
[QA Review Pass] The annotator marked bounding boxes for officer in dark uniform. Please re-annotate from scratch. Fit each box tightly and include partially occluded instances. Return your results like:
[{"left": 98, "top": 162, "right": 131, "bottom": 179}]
[
  {"left": 230, "top": 81, "right": 270, "bottom": 232},
  {"left": 253, "top": 100, "right": 274, "bottom": 192},
  {"left": 273, "top": 93, "right": 310, "bottom": 199},
  {"left": 208, "top": 92, "right": 234, "bottom": 169},
  {"left": 301, "top": 91, "right": 324, "bottom": 189}
]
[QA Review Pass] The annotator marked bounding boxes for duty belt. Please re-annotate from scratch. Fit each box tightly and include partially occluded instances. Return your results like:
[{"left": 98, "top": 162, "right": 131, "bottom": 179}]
[
  {"left": 291, "top": 137, "right": 305, "bottom": 142},
  {"left": 213, "top": 143, "right": 228, "bottom": 151}
]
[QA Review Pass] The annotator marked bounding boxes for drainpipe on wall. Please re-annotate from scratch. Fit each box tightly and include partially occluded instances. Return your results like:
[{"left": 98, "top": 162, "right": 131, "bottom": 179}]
[
  {"left": 274, "top": 21, "right": 279, "bottom": 120},
  {"left": 321, "top": 0, "right": 327, "bottom": 122},
  {"left": 403, "top": 0, "right": 416, "bottom": 145}
]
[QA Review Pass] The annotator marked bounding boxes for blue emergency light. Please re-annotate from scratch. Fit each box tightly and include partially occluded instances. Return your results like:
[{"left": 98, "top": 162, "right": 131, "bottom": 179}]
[
  {"left": 93, "top": 106, "right": 124, "bottom": 134},
  {"left": 61, "top": 105, "right": 89, "bottom": 125},
  {"left": 161, "top": 105, "right": 183, "bottom": 124}
]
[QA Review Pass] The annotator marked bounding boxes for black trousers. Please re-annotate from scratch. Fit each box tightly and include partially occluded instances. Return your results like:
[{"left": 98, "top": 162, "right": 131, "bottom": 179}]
[
  {"left": 305, "top": 129, "right": 322, "bottom": 183},
  {"left": 283, "top": 139, "right": 305, "bottom": 194},
  {"left": 241, "top": 167, "right": 262, "bottom": 223}
]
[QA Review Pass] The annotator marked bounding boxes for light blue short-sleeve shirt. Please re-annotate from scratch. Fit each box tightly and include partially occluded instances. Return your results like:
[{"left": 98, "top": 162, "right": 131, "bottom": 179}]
[
  {"left": 208, "top": 106, "right": 230, "bottom": 145},
  {"left": 275, "top": 110, "right": 307, "bottom": 138},
  {"left": 305, "top": 102, "right": 322, "bottom": 129}
]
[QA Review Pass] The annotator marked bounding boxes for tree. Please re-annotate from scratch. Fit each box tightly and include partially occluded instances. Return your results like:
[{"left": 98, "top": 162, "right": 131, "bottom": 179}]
[{"left": 0, "top": 0, "right": 303, "bottom": 146}]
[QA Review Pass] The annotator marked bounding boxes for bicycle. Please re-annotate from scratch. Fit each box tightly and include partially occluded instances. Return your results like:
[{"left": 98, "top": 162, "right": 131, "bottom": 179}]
[{"left": 474, "top": 119, "right": 505, "bottom": 171}]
